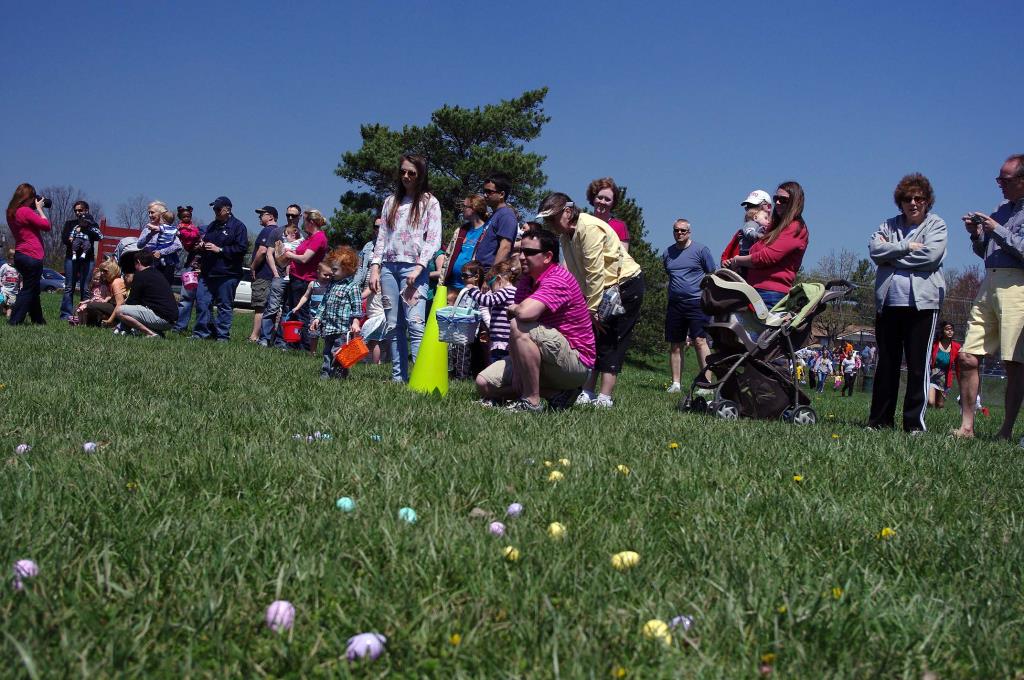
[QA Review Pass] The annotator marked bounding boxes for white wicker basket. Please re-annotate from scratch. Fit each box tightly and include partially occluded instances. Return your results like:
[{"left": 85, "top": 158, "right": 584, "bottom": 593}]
[{"left": 436, "top": 306, "right": 481, "bottom": 345}]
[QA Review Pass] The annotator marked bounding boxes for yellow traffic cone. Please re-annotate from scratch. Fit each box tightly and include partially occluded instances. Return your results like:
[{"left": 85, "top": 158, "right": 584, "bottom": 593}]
[{"left": 408, "top": 284, "right": 449, "bottom": 396}]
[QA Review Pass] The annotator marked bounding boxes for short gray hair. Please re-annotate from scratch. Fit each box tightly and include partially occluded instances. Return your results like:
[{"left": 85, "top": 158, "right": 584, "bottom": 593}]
[{"left": 1008, "top": 154, "right": 1024, "bottom": 177}]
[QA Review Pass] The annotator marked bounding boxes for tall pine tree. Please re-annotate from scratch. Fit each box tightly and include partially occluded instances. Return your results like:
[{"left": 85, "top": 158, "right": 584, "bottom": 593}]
[{"left": 331, "top": 89, "right": 550, "bottom": 246}]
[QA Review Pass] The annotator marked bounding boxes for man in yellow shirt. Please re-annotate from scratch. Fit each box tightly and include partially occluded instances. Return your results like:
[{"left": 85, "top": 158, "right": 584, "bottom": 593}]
[{"left": 536, "top": 192, "right": 645, "bottom": 408}]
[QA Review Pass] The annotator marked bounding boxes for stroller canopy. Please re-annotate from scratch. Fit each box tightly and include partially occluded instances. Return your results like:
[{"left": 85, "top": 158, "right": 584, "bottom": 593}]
[{"left": 702, "top": 270, "right": 825, "bottom": 329}]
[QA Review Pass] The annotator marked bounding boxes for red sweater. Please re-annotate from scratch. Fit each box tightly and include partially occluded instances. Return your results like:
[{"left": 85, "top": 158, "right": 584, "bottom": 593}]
[
  {"left": 747, "top": 221, "right": 808, "bottom": 293},
  {"left": 177, "top": 223, "right": 201, "bottom": 253},
  {"left": 9, "top": 206, "right": 51, "bottom": 260},
  {"left": 930, "top": 340, "right": 961, "bottom": 389}
]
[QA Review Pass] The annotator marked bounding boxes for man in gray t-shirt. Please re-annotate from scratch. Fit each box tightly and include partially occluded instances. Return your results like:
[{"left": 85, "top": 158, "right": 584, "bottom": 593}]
[{"left": 662, "top": 219, "right": 716, "bottom": 393}]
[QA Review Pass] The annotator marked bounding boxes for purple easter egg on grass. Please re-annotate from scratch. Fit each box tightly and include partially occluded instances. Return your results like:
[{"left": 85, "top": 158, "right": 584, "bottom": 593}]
[
  {"left": 83, "top": 442, "right": 97, "bottom": 453},
  {"left": 14, "top": 444, "right": 31, "bottom": 455},
  {"left": 13, "top": 560, "right": 38, "bottom": 579},
  {"left": 670, "top": 614, "right": 694, "bottom": 632},
  {"left": 488, "top": 521, "right": 506, "bottom": 537},
  {"left": 12, "top": 559, "right": 38, "bottom": 591},
  {"left": 506, "top": 503, "right": 523, "bottom": 518},
  {"left": 346, "top": 631, "right": 387, "bottom": 661},
  {"left": 265, "top": 600, "right": 295, "bottom": 632}
]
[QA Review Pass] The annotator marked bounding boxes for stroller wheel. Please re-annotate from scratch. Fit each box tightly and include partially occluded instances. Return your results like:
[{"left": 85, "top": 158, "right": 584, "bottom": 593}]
[
  {"left": 713, "top": 399, "right": 739, "bottom": 420},
  {"left": 684, "top": 395, "right": 708, "bottom": 414},
  {"left": 790, "top": 405, "right": 817, "bottom": 426}
]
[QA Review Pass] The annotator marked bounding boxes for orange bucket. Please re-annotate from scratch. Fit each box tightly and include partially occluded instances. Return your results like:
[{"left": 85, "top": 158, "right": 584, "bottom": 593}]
[
  {"left": 281, "top": 320, "right": 303, "bottom": 342},
  {"left": 334, "top": 334, "right": 369, "bottom": 368}
]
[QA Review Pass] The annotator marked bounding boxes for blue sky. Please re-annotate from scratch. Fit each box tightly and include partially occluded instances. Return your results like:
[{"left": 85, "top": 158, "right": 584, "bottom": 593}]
[{"left": 3, "top": 0, "right": 1021, "bottom": 271}]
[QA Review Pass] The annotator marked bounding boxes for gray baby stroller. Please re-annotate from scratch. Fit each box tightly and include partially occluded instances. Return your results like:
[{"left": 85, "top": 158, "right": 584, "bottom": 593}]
[
  {"left": 680, "top": 269, "right": 851, "bottom": 424},
  {"left": 112, "top": 236, "right": 141, "bottom": 271}
]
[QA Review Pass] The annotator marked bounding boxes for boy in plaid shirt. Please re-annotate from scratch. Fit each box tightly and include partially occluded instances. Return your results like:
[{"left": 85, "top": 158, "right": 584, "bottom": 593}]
[{"left": 309, "top": 246, "right": 362, "bottom": 379}]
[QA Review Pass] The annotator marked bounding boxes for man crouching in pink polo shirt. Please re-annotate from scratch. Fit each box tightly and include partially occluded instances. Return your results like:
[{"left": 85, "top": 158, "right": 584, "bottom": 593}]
[{"left": 475, "top": 227, "right": 596, "bottom": 413}]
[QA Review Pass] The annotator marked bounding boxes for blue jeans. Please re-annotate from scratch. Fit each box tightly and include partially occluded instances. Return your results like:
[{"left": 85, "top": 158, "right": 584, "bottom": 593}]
[
  {"left": 9, "top": 252, "right": 45, "bottom": 325},
  {"left": 757, "top": 289, "right": 786, "bottom": 309},
  {"left": 321, "top": 333, "right": 349, "bottom": 378},
  {"left": 259, "top": 277, "right": 286, "bottom": 345},
  {"left": 173, "top": 285, "right": 196, "bottom": 332},
  {"left": 816, "top": 371, "right": 828, "bottom": 393},
  {"left": 60, "top": 258, "right": 93, "bottom": 319},
  {"left": 192, "top": 275, "right": 238, "bottom": 340},
  {"left": 380, "top": 262, "right": 428, "bottom": 382}
]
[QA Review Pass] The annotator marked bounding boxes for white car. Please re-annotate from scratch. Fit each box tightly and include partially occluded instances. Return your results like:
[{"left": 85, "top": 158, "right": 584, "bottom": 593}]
[
  {"left": 173, "top": 267, "right": 252, "bottom": 308},
  {"left": 234, "top": 268, "right": 252, "bottom": 308}
]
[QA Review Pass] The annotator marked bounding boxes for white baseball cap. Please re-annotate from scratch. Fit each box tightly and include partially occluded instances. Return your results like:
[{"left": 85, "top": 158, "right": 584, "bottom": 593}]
[{"left": 741, "top": 190, "right": 772, "bottom": 207}]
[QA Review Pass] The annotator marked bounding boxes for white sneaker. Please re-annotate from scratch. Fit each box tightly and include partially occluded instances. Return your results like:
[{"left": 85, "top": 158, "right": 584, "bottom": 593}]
[
  {"left": 593, "top": 395, "right": 614, "bottom": 408},
  {"left": 575, "top": 392, "right": 594, "bottom": 406},
  {"left": 666, "top": 383, "right": 681, "bottom": 393}
]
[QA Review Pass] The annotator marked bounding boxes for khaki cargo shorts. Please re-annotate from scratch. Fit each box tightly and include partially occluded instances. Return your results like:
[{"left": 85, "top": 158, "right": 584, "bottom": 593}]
[
  {"left": 477, "top": 322, "right": 590, "bottom": 391},
  {"left": 962, "top": 268, "right": 1024, "bottom": 363}
]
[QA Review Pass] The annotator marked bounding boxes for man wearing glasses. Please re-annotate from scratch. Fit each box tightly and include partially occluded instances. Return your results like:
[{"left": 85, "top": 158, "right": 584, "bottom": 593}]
[
  {"left": 58, "top": 200, "right": 101, "bottom": 319},
  {"left": 252, "top": 205, "right": 282, "bottom": 345},
  {"left": 954, "top": 154, "right": 1024, "bottom": 442},
  {"left": 474, "top": 227, "right": 595, "bottom": 413},
  {"left": 191, "top": 196, "right": 249, "bottom": 341},
  {"left": 663, "top": 219, "right": 716, "bottom": 393},
  {"left": 478, "top": 173, "right": 517, "bottom": 267}
]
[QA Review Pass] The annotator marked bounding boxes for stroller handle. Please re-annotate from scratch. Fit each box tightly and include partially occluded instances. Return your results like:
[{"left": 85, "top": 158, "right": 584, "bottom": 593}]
[{"left": 821, "top": 279, "right": 855, "bottom": 304}]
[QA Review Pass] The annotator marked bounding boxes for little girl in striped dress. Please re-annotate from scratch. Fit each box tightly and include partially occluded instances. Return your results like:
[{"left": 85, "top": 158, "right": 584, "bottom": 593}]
[{"left": 466, "top": 260, "right": 517, "bottom": 363}]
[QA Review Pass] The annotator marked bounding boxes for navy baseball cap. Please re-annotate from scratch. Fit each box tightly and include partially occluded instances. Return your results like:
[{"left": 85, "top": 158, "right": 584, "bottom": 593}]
[
  {"left": 255, "top": 205, "right": 278, "bottom": 219},
  {"left": 209, "top": 196, "right": 233, "bottom": 209}
]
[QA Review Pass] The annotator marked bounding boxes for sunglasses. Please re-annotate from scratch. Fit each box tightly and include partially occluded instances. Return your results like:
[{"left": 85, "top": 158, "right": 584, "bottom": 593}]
[
  {"left": 400, "top": 169, "right": 418, "bottom": 178},
  {"left": 673, "top": 228, "right": 690, "bottom": 234},
  {"left": 996, "top": 176, "right": 1020, "bottom": 186},
  {"left": 519, "top": 247, "right": 545, "bottom": 256},
  {"left": 482, "top": 188, "right": 499, "bottom": 195},
  {"left": 286, "top": 214, "right": 300, "bottom": 219},
  {"left": 901, "top": 196, "right": 927, "bottom": 204},
  {"left": 773, "top": 195, "right": 790, "bottom": 204},
  {"left": 460, "top": 271, "right": 478, "bottom": 280}
]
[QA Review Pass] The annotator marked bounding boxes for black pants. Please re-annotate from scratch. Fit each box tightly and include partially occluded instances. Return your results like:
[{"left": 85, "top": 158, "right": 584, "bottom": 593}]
[
  {"left": 156, "top": 261, "right": 176, "bottom": 286},
  {"left": 868, "top": 306, "right": 937, "bottom": 431},
  {"left": 595, "top": 273, "right": 646, "bottom": 374},
  {"left": 841, "top": 372, "right": 856, "bottom": 396},
  {"left": 9, "top": 252, "right": 45, "bottom": 326},
  {"left": 287, "top": 277, "right": 311, "bottom": 348}
]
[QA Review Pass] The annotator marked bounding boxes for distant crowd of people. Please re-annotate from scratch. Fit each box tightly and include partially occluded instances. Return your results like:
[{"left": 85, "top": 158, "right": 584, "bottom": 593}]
[{"left": 5, "top": 152, "right": 1024, "bottom": 441}]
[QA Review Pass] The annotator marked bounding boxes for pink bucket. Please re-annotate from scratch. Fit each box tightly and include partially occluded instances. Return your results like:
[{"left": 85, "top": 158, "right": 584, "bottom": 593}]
[{"left": 182, "top": 270, "right": 199, "bottom": 292}]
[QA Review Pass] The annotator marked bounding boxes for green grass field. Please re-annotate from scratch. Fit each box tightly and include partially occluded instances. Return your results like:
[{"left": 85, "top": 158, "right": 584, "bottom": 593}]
[{"left": 2, "top": 297, "right": 1023, "bottom": 678}]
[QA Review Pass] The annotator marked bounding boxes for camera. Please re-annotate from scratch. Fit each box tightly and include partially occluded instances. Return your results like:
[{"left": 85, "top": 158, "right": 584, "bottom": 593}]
[
  {"left": 969, "top": 213, "right": 987, "bottom": 226},
  {"left": 35, "top": 195, "right": 52, "bottom": 209}
]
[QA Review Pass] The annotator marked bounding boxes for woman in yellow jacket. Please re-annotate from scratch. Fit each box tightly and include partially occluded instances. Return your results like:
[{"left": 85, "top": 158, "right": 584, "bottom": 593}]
[{"left": 536, "top": 192, "right": 645, "bottom": 408}]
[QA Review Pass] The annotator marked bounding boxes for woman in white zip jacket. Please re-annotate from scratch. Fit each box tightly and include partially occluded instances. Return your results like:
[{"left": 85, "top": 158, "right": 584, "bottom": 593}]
[{"left": 866, "top": 173, "right": 947, "bottom": 433}]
